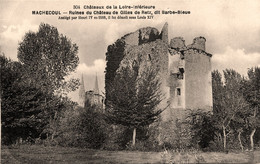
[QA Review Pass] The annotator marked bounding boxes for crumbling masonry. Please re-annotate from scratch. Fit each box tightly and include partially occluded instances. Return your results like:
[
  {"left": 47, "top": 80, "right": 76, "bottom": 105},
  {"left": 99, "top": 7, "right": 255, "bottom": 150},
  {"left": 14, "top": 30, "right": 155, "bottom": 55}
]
[{"left": 105, "top": 23, "right": 213, "bottom": 140}]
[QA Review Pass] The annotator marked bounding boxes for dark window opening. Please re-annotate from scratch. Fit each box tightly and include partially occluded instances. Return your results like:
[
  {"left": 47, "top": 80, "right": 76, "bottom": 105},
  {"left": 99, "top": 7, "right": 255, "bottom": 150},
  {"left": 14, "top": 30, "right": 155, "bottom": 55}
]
[
  {"left": 179, "top": 68, "right": 184, "bottom": 73},
  {"left": 177, "top": 88, "right": 181, "bottom": 96},
  {"left": 148, "top": 54, "right": 152, "bottom": 61},
  {"left": 177, "top": 73, "right": 183, "bottom": 79}
]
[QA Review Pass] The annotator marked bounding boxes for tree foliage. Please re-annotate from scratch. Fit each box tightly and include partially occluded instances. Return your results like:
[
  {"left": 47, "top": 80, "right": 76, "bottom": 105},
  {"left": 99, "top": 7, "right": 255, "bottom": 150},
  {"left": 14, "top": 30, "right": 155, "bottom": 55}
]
[
  {"left": 211, "top": 69, "right": 249, "bottom": 151},
  {"left": 50, "top": 102, "right": 107, "bottom": 149},
  {"left": 1, "top": 23, "right": 80, "bottom": 144},
  {"left": 211, "top": 68, "right": 260, "bottom": 151},
  {"left": 241, "top": 67, "right": 260, "bottom": 150},
  {"left": 105, "top": 60, "right": 165, "bottom": 146},
  {"left": 17, "top": 23, "right": 79, "bottom": 95},
  {"left": 106, "top": 63, "right": 163, "bottom": 128}
]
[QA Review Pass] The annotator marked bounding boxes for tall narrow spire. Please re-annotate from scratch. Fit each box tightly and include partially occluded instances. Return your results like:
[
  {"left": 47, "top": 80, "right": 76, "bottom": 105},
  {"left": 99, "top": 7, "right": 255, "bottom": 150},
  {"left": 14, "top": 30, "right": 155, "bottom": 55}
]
[
  {"left": 94, "top": 73, "right": 99, "bottom": 95},
  {"left": 79, "top": 74, "right": 85, "bottom": 107}
]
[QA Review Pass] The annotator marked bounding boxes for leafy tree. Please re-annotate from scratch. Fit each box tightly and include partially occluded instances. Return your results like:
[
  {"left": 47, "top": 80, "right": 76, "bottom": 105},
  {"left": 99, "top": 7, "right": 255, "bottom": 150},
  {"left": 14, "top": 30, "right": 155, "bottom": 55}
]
[
  {"left": 1, "top": 54, "right": 23, "bottom": 143},
  {"left": 17, "top": 23, "right": 79, "bottom": 138},
  {"left": 242, "top": 67, "right": 260, "bottom": 150},
  {"left": 42, "top": 97, "right": 77, "bottom": 142},
  {"left": 105, "top": 60, "right": 165, "bottom": 146},
  {"left": 17, "top": 23, "right": 79, "bottom": 95},
  {"left": 212, "top": 69, "right": 248, "bottom": 151},
  {"left": 0, "top": 54, "right": 73, "bottom": 144},
  {"left": 1, "top": 54, "right": 46, "bottom": 143},
  {"left": 1, "top": 23, "right": 80, "bottom": 144}
]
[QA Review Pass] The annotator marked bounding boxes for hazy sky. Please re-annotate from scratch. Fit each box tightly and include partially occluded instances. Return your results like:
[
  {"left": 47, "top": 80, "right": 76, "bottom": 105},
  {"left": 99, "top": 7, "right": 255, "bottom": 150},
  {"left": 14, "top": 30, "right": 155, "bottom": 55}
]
[{"left": 0, "top": 0, "right": 259, "bottom": 102}]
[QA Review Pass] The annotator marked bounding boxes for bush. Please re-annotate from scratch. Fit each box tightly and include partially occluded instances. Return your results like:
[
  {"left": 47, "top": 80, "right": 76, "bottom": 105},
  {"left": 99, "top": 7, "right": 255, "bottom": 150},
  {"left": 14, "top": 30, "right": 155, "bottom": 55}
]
[
  {"left": 102, "top": 125, "right": 125, "bottom": 150},
  {"left": 44, "top": 103, "right": 108, "bottom": 149},
  {"left": 186, "top": 109, "right": 216, "bottom": 150},
  {"left": 160, "top": 118, "right": 192, "bottom": 150},
  {"left": 207, "top": 137, "right": 223, "bottom": 152}
]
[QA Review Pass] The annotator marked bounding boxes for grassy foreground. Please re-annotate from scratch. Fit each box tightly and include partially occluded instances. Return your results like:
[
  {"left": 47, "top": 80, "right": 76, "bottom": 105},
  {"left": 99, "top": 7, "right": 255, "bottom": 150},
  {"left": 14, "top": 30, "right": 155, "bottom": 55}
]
[{"left": 1, "top": 145, "right": 260, "bottom": 163}]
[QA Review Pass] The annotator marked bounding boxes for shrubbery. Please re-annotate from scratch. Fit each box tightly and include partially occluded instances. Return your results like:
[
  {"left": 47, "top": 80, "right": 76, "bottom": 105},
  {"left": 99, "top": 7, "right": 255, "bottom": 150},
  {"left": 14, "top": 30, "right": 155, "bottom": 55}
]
[{"left": 48, "top": 103, "right": 108, "bottom": 149}]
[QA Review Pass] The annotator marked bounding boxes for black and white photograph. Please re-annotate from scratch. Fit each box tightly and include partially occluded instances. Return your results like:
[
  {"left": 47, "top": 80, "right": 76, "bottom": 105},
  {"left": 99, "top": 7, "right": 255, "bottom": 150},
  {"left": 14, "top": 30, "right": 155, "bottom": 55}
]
[{"left": 0, "top": 0, "right": 260, "bottom": 163}]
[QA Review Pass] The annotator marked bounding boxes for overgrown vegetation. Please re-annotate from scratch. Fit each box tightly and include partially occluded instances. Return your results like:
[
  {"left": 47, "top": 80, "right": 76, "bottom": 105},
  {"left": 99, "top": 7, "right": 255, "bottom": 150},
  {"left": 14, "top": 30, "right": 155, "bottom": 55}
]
[
  {"left": 42, "top": 102, "right": 108, "bottom": 149},
  {"left": 211, "top": 68, "right": 260, "bottom": 151}
]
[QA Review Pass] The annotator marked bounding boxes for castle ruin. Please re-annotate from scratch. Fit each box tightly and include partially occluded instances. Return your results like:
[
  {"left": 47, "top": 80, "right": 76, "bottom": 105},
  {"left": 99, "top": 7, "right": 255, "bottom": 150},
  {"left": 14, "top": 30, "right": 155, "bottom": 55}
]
[
  {"left": 104, "top": 23, "right": 213, "bottom": 143},
  {"left": 105, "top": 23, "right": 212, "bottom": 123}
]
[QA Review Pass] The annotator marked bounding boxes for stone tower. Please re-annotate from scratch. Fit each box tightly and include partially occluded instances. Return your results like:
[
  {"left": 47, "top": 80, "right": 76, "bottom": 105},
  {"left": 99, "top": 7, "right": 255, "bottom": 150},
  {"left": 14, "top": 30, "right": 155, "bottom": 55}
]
[
  {"left": 166, "top": 37, "right": 213, "bottom": 121},
  {"left": 78, "top": 74, "right": 85, "bottom": 107},
  {"left": 105, "top": 23, "right": 213, "bottom": 142}
]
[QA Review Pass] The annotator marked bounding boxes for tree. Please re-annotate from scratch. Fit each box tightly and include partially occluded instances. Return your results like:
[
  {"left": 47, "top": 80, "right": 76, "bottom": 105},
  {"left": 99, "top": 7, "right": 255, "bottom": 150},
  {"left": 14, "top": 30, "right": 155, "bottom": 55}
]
[
  {"left": 1, "top": 54, "right": 23, "bottom": 143},
  {"left": 242, "top": 67, "right": 260, "bottom": 150},
  {"left": 1, "top": 23, "right": 80, "bottom": 144},
  {"left": 17, "top": 23, "right": 79, "bottom": 95},
  {"left": 17, "top": 23, "right": 79, "bottom": 139},
  {"left": 105, "top": 60, "right": 165, "bottom": 146},
  {"left": 1, "top": 54, "right": 49, "bottom": 143},
  {"left": 212, "top": 69, "right": 248, "bottom": 151}
]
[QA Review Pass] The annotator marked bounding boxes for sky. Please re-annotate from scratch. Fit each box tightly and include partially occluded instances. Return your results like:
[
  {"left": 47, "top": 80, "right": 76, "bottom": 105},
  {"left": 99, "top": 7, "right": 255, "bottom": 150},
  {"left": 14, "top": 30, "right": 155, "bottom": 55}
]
[{"left": 0, "top": 0, "right": 260, "bottom": 102}]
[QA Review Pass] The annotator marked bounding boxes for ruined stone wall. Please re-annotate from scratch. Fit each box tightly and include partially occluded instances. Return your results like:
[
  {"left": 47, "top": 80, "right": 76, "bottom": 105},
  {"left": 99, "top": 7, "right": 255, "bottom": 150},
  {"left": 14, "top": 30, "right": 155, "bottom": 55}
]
[
  {"left": 105, "top": 27, "right": 162, "bottom": 104},
  {"left": 117, "top": 32, "right": 169, "bottom": 117},
  {"left": 120, "top": 40, "right": 169, "bottom": 116}
]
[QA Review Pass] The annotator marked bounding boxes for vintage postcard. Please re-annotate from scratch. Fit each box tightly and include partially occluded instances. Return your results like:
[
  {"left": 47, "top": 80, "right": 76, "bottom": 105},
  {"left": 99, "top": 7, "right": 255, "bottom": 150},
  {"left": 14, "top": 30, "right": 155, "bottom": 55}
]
[{"left": 1, "top": 0, "right": 259, "bottom": 163}]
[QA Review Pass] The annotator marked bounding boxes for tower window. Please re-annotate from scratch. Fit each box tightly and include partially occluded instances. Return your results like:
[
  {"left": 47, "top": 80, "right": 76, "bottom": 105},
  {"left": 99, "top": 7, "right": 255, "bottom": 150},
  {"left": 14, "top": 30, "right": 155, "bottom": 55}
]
[
  {"left": 177, "top": 88, "right": 181, "bottom": 96},
  {"left": 177, "top": 88, "right": 181, "bottom": 106},
  {"left": 148, "top": 54, "right": 152, "bottom": 61}
]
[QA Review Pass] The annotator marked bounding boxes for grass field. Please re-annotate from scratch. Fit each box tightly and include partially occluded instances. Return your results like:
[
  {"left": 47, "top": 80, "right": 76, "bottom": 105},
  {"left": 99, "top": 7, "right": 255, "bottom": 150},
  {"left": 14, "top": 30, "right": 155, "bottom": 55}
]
[{"left": 1, "top": 145, "right": 260, "bottom": 163}]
